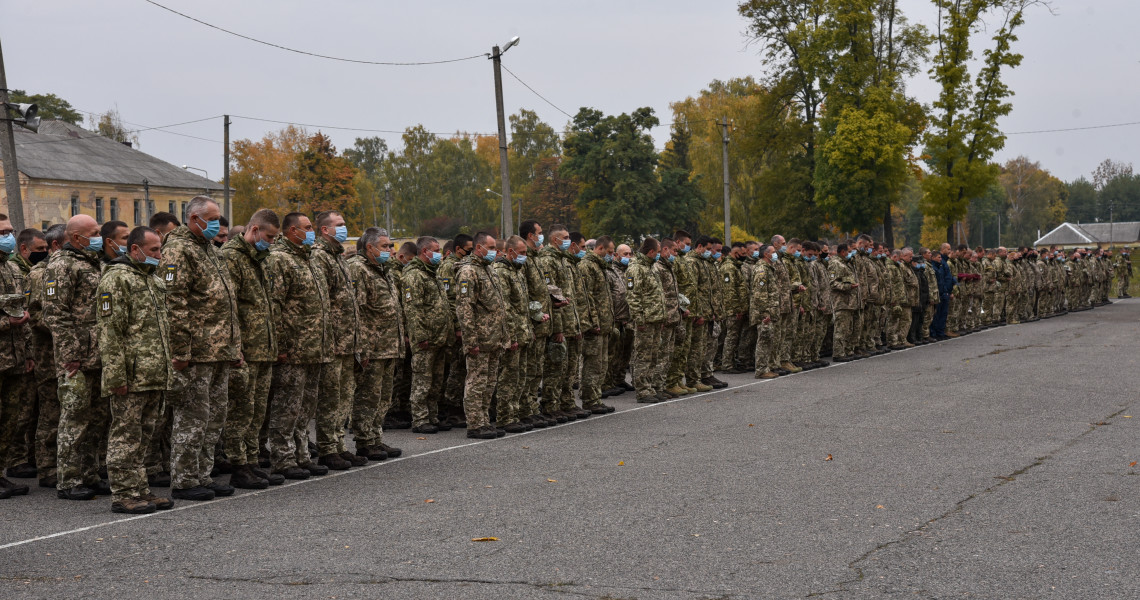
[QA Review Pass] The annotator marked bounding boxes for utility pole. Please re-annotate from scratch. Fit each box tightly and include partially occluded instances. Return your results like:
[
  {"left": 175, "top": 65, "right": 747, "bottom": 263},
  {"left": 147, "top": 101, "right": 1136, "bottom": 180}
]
[
  {"left": 719, "top": 116, "right": 731, "bottom": 244},
  {"left": 0, "top": 38, "right": 26, "bottom": 231},
  {"left": 997, "top": 213, "right": 1001, "bottom": 247},
  {"left": 370, "top": 191, "right": 378, "bottom": 227},
  {"left": 1110, "top": 201, "right": 1115, "bottom": 250},
  {"left": 384, "top": 186, "right": 392, "bottom": 234},
  {"left": 223, "top": 115, "right": 231, "bottom": 222},
  {"left": 491, "top": 42, "right": 513, "bottom": 237}
]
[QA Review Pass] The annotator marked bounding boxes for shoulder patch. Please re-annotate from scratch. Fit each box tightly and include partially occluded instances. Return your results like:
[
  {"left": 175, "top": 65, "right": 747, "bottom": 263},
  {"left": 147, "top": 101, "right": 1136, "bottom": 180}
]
[
  {"left": 626, "top": 274, "right": 634, "bottom": 289},
  {"left": 99, "top": 292, "right": 112, "bottom": 317},
  {"left": 45, "top": 280, "right": 57, "bottom": 298},
  {"left": 459, "top": 280, "right": 470, "bottom": 295},
  {"left": 724, "top": 274, "right": 730, "bottom": 283},
  {"left": 164, "top": 265, "right": 176, "bottom": 283}
]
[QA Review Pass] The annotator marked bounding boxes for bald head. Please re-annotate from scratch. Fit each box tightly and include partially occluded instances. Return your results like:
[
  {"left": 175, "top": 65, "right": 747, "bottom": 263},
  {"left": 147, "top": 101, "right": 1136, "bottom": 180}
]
[{"left": 65, "top": 215, "right": 100, "bottom": 249}]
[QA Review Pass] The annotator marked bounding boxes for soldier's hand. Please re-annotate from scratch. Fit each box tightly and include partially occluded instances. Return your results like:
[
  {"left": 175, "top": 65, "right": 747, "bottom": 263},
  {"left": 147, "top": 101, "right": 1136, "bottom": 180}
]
[
  {"left": 361, "top": 359, "right": 370, "bottom": 369},
  {"left": 695, "top": 317, "right": 705, "bottom": 325},
  {"left": 455, "top": 330, "right": 462, "bottom": 339},
  {"left": 574, "top": 333, "right": 583, "bottom": 340},
  {"left": 232, "top": 357, "right": 244, "bottom": 368},
  {"left": 799, "top": 306, "right": 805, "bottom": 315},
  {"left": 541, "top": 313, "right": 550, "bottom": 322},
  {"left": 111, "top": 385, "right": 128, "bottom": 396},
  {"left": 762, "top": 316, "right": 772, "bottom": 324},
  {"left": 172, "top": 359, "right": 189, "bottom": 372},
  {"left": 510, "top": 342, "right": 518, "bottom": 351},
  {"left": 797, "top": 284, "right": 806, "bottom": 292},
  {"left": 25, "top": 359, "right": 33, "bottom": 373},
  {"left": 417, "top": 341, "right": 430, "bottom": 350},
  {"left": 735, "top": 313, "right": 744, "bottom": 321},
  {"left": 64, "top": 361, "right": 80, "bottom": 377},
  {"left": 552, "top": 333, "right": 564, "bottom": 343},
  {"left": 591, "top": 326, "right": 601, "bottom": 334},
  {"left": 9, "top": 313, "right": 28, "bottom": 326},
  {"left": 469, "top": 346, "right": 480, "bottom": 356},
  {"left": 852, "top": 283, "right": 860, "bottom": 288},
  {"left": 278, "top": 353, "right": 288, "bottom": 363}
]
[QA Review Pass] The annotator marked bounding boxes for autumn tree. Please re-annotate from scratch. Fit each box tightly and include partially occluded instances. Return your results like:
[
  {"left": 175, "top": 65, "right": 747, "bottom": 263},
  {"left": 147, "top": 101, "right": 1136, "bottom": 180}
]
[
  {"left": 1064, "top": 178, "right": 1096, "bottom": 224},
  {"left": 230, "top": 125, "right": 309, "bottom": 225},
  {"left": 89, "top": 108, "right": 138, "bottom": 146},
  {"left": 289, "top": 132, "right": 362, "bottom": 228},
  {"left": 8, "top": 89, "right": 82, "bottom": 124},
  {"left": 527, "top": 156, "right": 581, "bottom": 231},
  {"left": 998, "top": 156, "right": 1065, "bottom": 247}
]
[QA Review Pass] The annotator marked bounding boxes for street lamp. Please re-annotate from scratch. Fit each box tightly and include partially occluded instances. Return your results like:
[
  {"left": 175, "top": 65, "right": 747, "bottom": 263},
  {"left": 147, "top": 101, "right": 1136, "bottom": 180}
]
[
  {"left": 490, "top": 35, "right": 519, "bottom": 239},
  {"left": 182, "top": 166, "right": 210, "bottom": 195},
  {"left": 486, "top": 187, "right": 522, "bottom": 234}
]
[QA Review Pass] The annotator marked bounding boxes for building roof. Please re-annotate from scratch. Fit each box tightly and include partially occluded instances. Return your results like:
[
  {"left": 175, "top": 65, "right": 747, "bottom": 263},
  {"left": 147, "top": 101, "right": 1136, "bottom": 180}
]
[
  {"left": 6, "top": 120, "right": 222, "bottom": 191},
  {"left": 1034, "top": 221, "right": 1140, "bottom": 247}
]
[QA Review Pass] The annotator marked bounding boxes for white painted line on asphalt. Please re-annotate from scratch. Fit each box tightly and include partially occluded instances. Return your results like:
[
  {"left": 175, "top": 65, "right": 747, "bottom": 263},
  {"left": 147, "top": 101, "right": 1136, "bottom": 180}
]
[{"left": 2, "top": 306, "right": 1102, "bottom": 551}]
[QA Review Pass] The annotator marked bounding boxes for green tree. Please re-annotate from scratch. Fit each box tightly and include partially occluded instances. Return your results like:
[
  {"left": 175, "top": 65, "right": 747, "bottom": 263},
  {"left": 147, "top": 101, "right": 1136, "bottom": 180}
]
[
  {"left": 1099, "top": 174, "right": 1140, "bottom": 223},
  {"left": 527, "top": 156, "right": 581, "bottom": 231},
  {"left": 290, "top": 132, "right": 362, "bottom": 229},
  {"left": 89, "top": 108, "right": 138, "bottom": 146},
  {"left": 1064, "top": 177, "right": 1096, "bottom": 224},
  {"left": 8, "top": 89, "right": 82, "bottom": 124},
  {"left": 342, "top": 136, "right": 388, "bottom": 180},
  {"left": 998, "top": 156, "right": 1065, "bottom": 247},
  {"left": 921, "top": 0, "right": 1043, "bottom": 242}
]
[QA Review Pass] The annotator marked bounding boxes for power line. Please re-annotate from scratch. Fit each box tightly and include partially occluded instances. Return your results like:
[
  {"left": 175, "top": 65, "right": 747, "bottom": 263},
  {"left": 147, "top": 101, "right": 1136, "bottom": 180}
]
[
  {"left": 499, "top": 64, "right": 574, "bottom": 120},
  {"left": 14, "top": 114, "right": 224, "bottom": 146},
  {"left": 142, "top": 0, "right": 487, "bottom": 66},
  {"left": 1004, "top": 120, "right": 1140, "bottom": 135}
]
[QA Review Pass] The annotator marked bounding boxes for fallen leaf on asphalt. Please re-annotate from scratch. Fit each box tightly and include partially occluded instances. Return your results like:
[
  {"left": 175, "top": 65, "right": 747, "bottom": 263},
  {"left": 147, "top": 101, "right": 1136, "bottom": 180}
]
[
  {"left": 876, "top": 505, "right": 885, "bottom": 509},
  {"left": 1130, "top": 461, "right": 1137, "bottom": 467},
  {"left": 618, "top": 461, "right": 625, "bottom": 466},
  {"left": 522, "top": 446, "right": 530, "bottom": 449},
  {"left": 416, "top": 437, "right": 426, "bottom": 440},
  {"left": 1124, "top": 416, "right": 1132, "bottom": 419},
  {"left": 825, "top": 454, "right": 833, "bottom": 461},
  {"left": 547, "top": 479, "right": 557, "bottom": 482},
  {"left": 471, "top": 537, "right": 499, "bottom": 542},
  {"left": 425, "top": 499, "right": 435, "bottom": 503},
  {"left": 748, "top": 424, "right": 754, "bottom": 427}
]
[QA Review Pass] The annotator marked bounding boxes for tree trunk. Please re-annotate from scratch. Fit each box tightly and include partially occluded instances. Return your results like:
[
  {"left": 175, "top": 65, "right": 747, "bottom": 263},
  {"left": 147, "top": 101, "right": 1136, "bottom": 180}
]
[
  {"left": 883, "top": 202, "right": 894, "bottom": 248},
  {"left": 946, "top": 223, "right": 955, "bottom": 245}
]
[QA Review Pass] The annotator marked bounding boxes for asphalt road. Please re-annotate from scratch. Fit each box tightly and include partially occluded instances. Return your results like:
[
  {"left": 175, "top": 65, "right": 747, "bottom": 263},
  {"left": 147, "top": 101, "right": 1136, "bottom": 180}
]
[{"left": 2, "top": 300, "right": 1138, "bottom": 599}]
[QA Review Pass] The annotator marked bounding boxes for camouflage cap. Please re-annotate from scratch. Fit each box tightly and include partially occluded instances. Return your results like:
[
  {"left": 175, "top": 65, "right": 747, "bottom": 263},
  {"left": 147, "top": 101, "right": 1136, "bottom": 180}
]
[
  {"left": 0, "top": 293, "right": 26, "bottom": 318},
  {"left": 548, "top": 285, "right": 569, "bottom": 307},
  {"left": 528, "top": 300, "right": 545, "bottom": 322}
]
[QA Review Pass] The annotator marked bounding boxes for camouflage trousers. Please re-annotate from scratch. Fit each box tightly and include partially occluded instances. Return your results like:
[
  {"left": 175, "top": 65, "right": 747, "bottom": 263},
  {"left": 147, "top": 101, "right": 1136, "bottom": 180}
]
[
  {"left": 410, "top": 347, "right": 446, "bottom": 428},
  {"left": 559, "top": 337, "right": 581, "bottom": 413},
  {"left": 107, "top": 390, "right": 161, "bottom": 503},
  {"left": 718, "top": 317, "right": 746, "bottom": 371},
  {"left": 654, "top": 322, "right": 679, "bottom": 392},
  {"left": 391, "top": 352, "right": 412, "bottom": 419},
  {"left": 493, "top": 344, "right": 527, "bottom": 425},
  {"left": 631, "top": 322, "right": 663, "bottom": 400},
  {"left": 922, "top": 304, "right": 937, "bottom": 340},
  {"left": 704, "top": 320, "right": 720, "bottom": 377},
  {"left": 888, "top": 305, "right": 911, "bottom": 346},
  {"left": 267, "top": 362, "right": 321, "bottom": 472},
  {"left": 146, "top": 402, "right": 172, "bottom": 476},
  {"left": 522, "top": 336, "right": 545, "bottom": 417},
  {"left": 463, "top": 349, "right": 501, "bottom": 430},
  {"left": 667, "top": 319, "right": 691, "bottom": 388},
  {"left": 686, "top": 318, "right": 707, "bottom": 384},
  {"left": 2, "top": 373, "right": 36, "bottom": 469},
  {"left": 1117, "top": 274, "right": 1130, "bottom": 297},
  {"left": 317, "top": 354, "right": 355, "bottom": 456},
  {"left": 223, "top": 361, "right": 272, "bottom": 466},
  {"left": 859, "top": 305, "right": 879, "bottom": 351},
  {"left": 56, "top": 369, "right": 108, "bottom": 490},
  {"left": 579, "top": 332, "right": 608, "bottom": 408},
  {"left": 737, "top": 320, "right": 757, "bottom": 371},
  {"left": 811, "top": 310, "right": 830, "bottom": 361},
  {"left": 170, "top": 361, "right": 231, "bottom": 490},
  {"left": 982, "top": 292, "right": 996, "bottom": 325},
  {"left": 753, "top": 321, "right": 778, "bottom": 374},
  {"left": 0, "top": 371, "right": 29, "bottom": 469},
  {"left": 832, "top": 310, "right": 857, "bottom": 358},
  {"left": 352, "top": 357, "right": 396, "bottom": 449},
  {"left": 774, "top": 312, "right": 794, "bottom": 365},
  {"left": 795, "top": 309, "right": 815, "bottom": 363},
  {"left": 540, "top": 338, "right": 567, "bottom": 414},
  {"left": 442, "top": 345, "right": 466, "bottom": 417},
  {"left": 34, "top": 371, "right": 60, "bottom": 479},
  {"left": 605, "top": 325, "right": 632, "bottom": 389}
]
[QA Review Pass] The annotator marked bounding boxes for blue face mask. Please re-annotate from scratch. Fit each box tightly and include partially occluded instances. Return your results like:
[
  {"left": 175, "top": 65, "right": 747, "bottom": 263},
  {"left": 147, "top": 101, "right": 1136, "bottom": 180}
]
[
  {"left": 779, "top": 246, "right": 787, "bottom": 254},
  {"left": 576, "top": 249, "right": 586, "bottom": 259},
  {"left": 333, "top": 225, "right": 349, "bottom": 243},
  {"left": 654, "top": 254, "right": 660, "bottom": 262},
  {"left": 255, "top": 238, "right": 271, "bottom": 252},
  {"left": 199, "top": 217, "right": 221, "bottom": 240},
  {"left": 864, "top": 247, "right": 872, "bottom": 254},
  {"left": 85, "top": 235, "right": 104, "bottom": 252},
  {"left": 823, "top": 256, "right": 830, "bottom": 262},
  {"left": 302, "top": 230, "right": 315, "bottom": 246},
  {"left": 681, "top": 244, "right": 690, "bottom": 254},
  {"left": 560, "top": 238, "right": 571, "bottom": 251},
  {"left": 847, "top": 250, "right": 857, "bottom": 260},
  {"left": 430, "top": 251, "right": 442, "bottom": 265},
  {"left": 604, "top": 254, "right": 612, "bottom": 263},
  {"left": 702, "top": 250, "right": 712, "bottom": 259},
  {"left": 806, "top": 256, "right": 815, "bottom": 262},
  {"left": 916, "top": 263, "right": 925, "bottom": 269},
  {"left": 668, "top": 255, "right": 676, "bottom": 263},
  {"left": 514, "top": 255, "right": 527, "bottom": 265},
  {"left": 485, "top": 249, "right": 498, "bottom": 263},
  {"left": 117, "top": 245, "right": 128, "bottom": 256},
  {"left": 620, "top": 256, "right": 630, "bottom": 266},
  {"left": 143, "top": 255, "right": 160, "bottom": 268},
  {"left": 793, "top": 250, "right": 801, "bottom": 258},
  {"left": 376, "top": 251, "right": 390, "bottom": 263},
  {"left": 0, "top": 233, "right": 15, "bottom": 254},
  {"left": 537, "top": 234, "right": 545, "bottom": 247},
  {"left": 714, "top": 252, "right": 722, "bottom": 260}
]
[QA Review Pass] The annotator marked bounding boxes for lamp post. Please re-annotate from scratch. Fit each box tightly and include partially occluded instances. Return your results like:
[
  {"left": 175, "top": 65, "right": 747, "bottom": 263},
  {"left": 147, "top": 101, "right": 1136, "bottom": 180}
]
[
  {"left": 486, "top": 187, "right": 519, "bottom": 234},
  {"left": 182, "top": 165, "right": 210, "bottom": 196},
  {"left": 490, "top": 35, "right": 519, "bottom": 239},
  {"left": 0, "top": 37, "right": 40, "bottom": 231}
]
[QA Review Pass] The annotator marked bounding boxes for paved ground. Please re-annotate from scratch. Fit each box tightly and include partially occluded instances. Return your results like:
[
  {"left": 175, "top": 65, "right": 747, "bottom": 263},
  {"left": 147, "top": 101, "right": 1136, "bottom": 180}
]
[{"left": 2, "top": 300, "right": 1138, "bottom": 599}]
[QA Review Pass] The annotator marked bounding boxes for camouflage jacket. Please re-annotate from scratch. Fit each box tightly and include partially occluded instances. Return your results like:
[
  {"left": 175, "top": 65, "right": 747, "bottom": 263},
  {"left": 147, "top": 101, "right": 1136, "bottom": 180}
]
[
  {"left": 828, "top": 257, "right": 859, "bottom": 312},
  {"left": 900, "top": 262, "right": 919, "bottom": 307},
  {"left": 697, "top": 255, "right": 722, "bottom": 319},
  {"left": 162, "top": 226, "right": 240, "bottom": 363},
  {"left": 606, "top": 261, "right": 630, "bottom": 325},
  {"left": 97, "top": 257, "right": 172, "bottom": 394},
  {"left": 264, "top": 237, "right": 330, "bottom": 365},
  {"left": 311, "top": 238, "right": 360, "bottom": 356},
  {"left": 437, "top": 254, "right": 461, "bottom": 310},
  {"left": 924, "top": 264, "right": 940, "bottom": 305},
  {"left": 718, "top": 257, "right": 748, "bottom": 317},
  {"left": 785, "top": 255, "right": 811, "bottom": 311},
  {"left": 653, "top": 257, "right": 682, "bottom": 326},
  {"left": 455, "top": 256, "right": 509, "bottom": 352},
  {"left": 741, "top": 259, "right": 757, "bottom": 317},
  {"left": 771, "top": 257, "right": 793, "bottom": 314},
  {"left": 521, "top": 248, "right": 553, "bottom": 338},
  {"left": 676, "top": 254, "right": 708, "bottom": 319},
  {"left": 27, "top": 260, "right": 52, "bottom": 378},
  {"left": 0, "top": 252, "right": 28, "bottom": 372},
  {"left": 1114, "top": 254, "right": 1133, "bottom": 277},
  {"left": 348, "top": 255, "right": 406, "bottom": 360},
  {"left": 220, "top": 234, "right": 277, "bottom": 363},
  {"left": 854, "top": 252, "right": 880, "bottom": 306},
  {"left": 578, "top": 252, "right": 613, "bottom": 333},
  {"left": 42, "top": 244, "right": 102, "bottom": 374},
  {"left": 626, "top": 253, "right": 665, "bottom": 325},
  {"left": 492, "top": 259, "right": 533, "bottom": 345},
  {"left": 809, "top": 259, "right": 833, "bottom": 314},
  {"left": 750, "top": 261, "right": 780, "bottom": 325},
  {"left": 536, "top": 246, "right": 582, "bottom": 336},
  {"left": 401, "top": 257, "right": 455, "bottom": 349}
]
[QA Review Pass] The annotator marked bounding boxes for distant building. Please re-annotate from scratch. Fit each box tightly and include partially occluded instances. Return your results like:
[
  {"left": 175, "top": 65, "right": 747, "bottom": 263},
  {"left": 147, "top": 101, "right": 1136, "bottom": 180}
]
[
  {"left": 0, "top": 120, "right": 222, "bottom": 229},
  {"left": 1034, "top": 221, "right": 1140, "bottom": 249}
]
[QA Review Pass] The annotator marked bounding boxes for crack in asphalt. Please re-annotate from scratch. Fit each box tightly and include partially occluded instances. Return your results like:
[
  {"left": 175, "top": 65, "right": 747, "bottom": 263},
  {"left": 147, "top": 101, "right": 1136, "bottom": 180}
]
[{"left": 804, "top": 403, "right": 1134, "bottom": 598}]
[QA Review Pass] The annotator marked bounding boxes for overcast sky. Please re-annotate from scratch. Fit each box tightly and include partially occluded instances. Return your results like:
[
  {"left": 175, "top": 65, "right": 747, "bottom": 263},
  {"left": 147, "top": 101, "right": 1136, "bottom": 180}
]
[{"left": 3, "top": 0, "right": 1136, "bottom": 185}]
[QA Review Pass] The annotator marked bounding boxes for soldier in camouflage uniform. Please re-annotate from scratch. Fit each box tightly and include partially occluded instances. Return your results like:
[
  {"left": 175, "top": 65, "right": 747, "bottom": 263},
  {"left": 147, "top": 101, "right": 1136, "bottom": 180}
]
[
  {"left": 98, "top": 227, "right": 174, "bottom": 514},
  {"left": 1114, "top": 248, "right": 1132, "bottom": 298},
  {"left": 655, "top": 239, "right": 685, "bottom": 397},
  {"left": 386, "top": 240, "right": 419, "bottom": 429},
  {"left": 0, "top": 215, "right": 31, "bottom": 499},
  {"left": 536, "top": 226, "right": 585, "bottom": 421},
  {"left": 310, "top": 211, "right": 364, "bottom": 470},
  {"left": 517, "top": 221, "right": 553, "bottom": 428},
  {"left": 737, "top": 241, "right": 760, "bottom": 371},
  {"left": 717, "top": 243, "right": 748, "bottom": 373},
  {"left": 677, "top": 236, "right": 713, "bottom": 391},
  {"left": 348, "top": 228, "right": 404, "bottom": 460},
  {"left": 264, "top": 213, "right": 331, "bottom": 480},
  {"left": 163, "top": 197, "right": 242, "bottom": 501},
  {"left": 455, "top": 232, "right": 510, "bottom": 438},
  {"left": 627, "top": 239, "right": 666, "bottom": 402},
  {"left": 3, "top": 228, "right": 42, "bottom": 482},
  {"left": 219, "top": 209, "right": 280, "bottom": 489},
  {"left": 491, "top": 236, "right": 536, "bottom": 432},
  {"left": 438, "top": 235, "right": 472, "bottom": 427},
  {"left": 604, "top": 243, "right": 633, "bottom": 396},
  {"left": 667, "top": 231, "right": 696, "bottom": 393},
  {"left": 751, "top": 246, "right": 782, "bottom": 377},
  {"left": 577, "top": 235, "right": 615, "bottom": 413},
  {"left": 28, "top": 224, "right": 64, "bottom": 489},
  {"left": 772, "top": 236, "right": 804, "bottom": 372},
  {"left": 43, "top": 215, "right": 108, "bottom": 500},
  {"left": 402, "top": 237, "right": 456, "bottom": 433},
  {"left": 803, "top": 242, "right": 831, "bottom": 365},
  {"left": 828, "top": 244, "right": 861, "bottom": 362}
]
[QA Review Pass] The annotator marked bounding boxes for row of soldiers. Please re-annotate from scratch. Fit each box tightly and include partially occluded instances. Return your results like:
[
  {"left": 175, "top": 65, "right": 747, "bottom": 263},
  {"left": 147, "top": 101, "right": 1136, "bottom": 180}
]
[{"left": 0, "top": 203, "right": 1131, "bottom": 512}]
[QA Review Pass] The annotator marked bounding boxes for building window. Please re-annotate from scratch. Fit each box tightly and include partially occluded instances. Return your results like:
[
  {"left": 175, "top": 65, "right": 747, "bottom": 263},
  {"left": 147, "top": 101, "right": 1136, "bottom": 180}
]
[
  {"left": 70, "top": 193, "right": 79, "bottom": 217},
  {"left": 147, "top": 200, "right": 155, "bottom": 221},
  {"left": 169, "top": 201, "right": 176, "bottom": 214},
  {"left": 134, "top": 200, "right": 142, "bottom": 225},
  {"left": 95, "top": 197, "right": 104, "bottom": 223},
  {"left": 181, "top": 202, "right": 189, "bottom": 224},
  {"left": 41, "top": 221, "right": 50, "bottom": 230},
  {"left": 110, "top": 198, "right": 119, "bottom": 221}
]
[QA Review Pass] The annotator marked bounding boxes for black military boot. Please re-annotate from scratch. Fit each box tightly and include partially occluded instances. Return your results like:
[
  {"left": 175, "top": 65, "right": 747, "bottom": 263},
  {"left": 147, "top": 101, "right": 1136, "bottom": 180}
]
[
  {"left": 318, "top": 454, "right": 352, "bottom": 471},
  {"left": 230, "top": 464, "right": 269, "bottom": 490}
]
